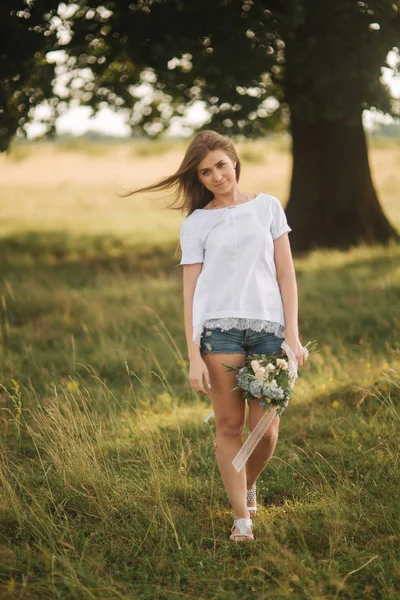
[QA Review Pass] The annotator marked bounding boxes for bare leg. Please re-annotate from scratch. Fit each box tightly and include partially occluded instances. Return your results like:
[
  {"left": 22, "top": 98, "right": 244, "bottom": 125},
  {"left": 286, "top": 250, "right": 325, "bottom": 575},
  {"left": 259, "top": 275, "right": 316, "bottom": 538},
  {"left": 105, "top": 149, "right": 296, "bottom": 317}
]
[
  {"left": 202, "top": 352, "right": 250, "bottom": 526},
  {"left": 246, "top": 400, "right": 280, "bottom": 492}
]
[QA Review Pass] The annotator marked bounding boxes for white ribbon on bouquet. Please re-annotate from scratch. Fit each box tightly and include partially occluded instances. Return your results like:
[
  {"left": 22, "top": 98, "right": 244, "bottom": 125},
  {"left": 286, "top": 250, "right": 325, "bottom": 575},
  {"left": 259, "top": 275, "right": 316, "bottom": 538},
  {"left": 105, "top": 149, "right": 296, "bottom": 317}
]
[{"left": 203, "top": 341, "right": 309, "bottom": 472}]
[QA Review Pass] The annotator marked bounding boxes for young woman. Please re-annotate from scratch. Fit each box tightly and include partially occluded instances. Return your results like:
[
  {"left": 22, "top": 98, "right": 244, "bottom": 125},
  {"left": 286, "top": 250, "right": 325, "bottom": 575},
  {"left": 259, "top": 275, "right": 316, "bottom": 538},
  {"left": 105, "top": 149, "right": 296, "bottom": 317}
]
[{"left": 130, "top": 130, "right": 308, "bottom": 542}]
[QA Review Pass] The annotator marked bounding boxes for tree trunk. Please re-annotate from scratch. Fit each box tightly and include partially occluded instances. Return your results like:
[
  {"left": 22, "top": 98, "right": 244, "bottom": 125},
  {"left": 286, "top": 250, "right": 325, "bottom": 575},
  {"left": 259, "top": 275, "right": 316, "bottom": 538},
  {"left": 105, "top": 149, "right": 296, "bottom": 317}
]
[{"left": 285, "top": 113, "right": 399, "bottom": 253}]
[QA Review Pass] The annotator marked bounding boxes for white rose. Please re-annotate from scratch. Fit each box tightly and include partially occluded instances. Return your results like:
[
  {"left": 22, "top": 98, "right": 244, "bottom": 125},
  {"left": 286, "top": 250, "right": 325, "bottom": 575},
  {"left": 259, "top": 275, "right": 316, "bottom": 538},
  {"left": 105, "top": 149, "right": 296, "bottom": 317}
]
[{"left": 251, "top": 360, "right": 261, "bottom": 373}]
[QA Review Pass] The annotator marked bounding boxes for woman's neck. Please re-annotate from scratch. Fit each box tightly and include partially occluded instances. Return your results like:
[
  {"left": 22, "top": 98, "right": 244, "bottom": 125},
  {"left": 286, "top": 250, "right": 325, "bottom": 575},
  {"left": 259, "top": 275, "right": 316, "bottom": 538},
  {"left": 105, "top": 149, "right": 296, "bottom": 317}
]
[{"left": 210, "top": 189, "right": 251, "bottom": 209}]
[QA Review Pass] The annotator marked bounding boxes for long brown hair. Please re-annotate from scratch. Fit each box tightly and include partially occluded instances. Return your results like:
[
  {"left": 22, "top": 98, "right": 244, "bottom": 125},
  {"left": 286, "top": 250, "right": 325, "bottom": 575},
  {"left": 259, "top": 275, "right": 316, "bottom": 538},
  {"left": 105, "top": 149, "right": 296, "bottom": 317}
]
[{"left": 125, "top": 130, "right": 242, "bottom": 215}]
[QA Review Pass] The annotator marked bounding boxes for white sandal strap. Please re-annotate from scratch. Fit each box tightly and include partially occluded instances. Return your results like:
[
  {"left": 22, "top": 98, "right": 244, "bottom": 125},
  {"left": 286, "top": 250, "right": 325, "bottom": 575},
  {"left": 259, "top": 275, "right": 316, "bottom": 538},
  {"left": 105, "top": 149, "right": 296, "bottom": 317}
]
[
  {"left": 231, "top": 517, "right": 253, "bottom": 537},
  {"left": 247, "top": 485, "right": 257, "bottom": 503}
]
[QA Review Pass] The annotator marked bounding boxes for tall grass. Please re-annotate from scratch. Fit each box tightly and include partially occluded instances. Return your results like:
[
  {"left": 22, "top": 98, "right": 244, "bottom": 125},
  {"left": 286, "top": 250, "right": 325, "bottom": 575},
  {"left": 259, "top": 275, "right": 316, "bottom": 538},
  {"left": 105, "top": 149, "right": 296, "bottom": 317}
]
[{"left": 0, "top": 139, "right": 399, "bottom": 599}]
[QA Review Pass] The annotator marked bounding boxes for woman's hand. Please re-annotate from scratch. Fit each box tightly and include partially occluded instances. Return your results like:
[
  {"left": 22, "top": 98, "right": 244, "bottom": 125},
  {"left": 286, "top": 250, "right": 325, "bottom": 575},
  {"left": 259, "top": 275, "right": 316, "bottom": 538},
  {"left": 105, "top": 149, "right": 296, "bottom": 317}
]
[
  {"left": 189, "top": 356, "right": 211, "bottom": 395},
  {"left": 283, "top": 334, "right": 308, "bottom": 367}
]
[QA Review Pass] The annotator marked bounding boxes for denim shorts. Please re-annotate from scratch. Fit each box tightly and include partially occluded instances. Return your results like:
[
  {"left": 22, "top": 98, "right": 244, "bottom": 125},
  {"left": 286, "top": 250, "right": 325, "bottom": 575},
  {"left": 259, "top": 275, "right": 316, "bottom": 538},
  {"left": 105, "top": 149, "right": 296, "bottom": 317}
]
[{"left": 200, "top": 327, "right": 284, "bottom": 356}]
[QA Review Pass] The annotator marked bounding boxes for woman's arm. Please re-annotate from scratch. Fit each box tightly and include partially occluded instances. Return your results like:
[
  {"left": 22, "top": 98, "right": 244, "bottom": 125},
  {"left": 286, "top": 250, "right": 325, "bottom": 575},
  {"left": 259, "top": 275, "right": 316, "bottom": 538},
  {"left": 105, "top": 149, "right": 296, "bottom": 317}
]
[
  {"left": 182, "top": 264, "right": 211, "bottom": 394},
  {"left": 273, "top": 233, "right": 307, "bottom": 366},
  {"left": 183, "top": 263, "right": 203, "bottom": 360}
]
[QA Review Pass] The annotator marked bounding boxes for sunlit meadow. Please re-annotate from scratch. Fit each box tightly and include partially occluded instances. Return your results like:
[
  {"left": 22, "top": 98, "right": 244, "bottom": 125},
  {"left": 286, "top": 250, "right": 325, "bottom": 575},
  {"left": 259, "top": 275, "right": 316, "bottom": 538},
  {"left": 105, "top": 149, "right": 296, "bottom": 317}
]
[{"left": 0, "top": 136, "right": 399, "bottom": 599}]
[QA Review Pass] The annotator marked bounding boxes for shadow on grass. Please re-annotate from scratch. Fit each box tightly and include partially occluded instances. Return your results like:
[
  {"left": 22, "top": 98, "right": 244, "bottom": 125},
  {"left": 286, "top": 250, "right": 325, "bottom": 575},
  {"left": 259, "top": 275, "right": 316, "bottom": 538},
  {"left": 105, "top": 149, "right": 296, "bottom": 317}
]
[
  {"left": 1, "top": 232, "right": 399, "bottom": 403},
  {"left": 1, "top": 230, "right": 399, "bottom": 287},
  {"left": 294, "top": 375, "right": 399, "bottom": 414},
  {"left": 0, "top": 230, "right": 182, "bottom": 282},
  {"left": 297, "top": 245, "right": 400, "bottom": 355}
]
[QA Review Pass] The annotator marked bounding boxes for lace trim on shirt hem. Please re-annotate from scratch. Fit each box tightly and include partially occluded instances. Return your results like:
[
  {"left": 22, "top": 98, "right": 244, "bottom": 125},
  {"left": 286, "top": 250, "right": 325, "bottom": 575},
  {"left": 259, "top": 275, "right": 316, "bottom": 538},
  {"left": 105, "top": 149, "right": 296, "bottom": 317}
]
[{"left": 202, "top": 318, "right": 285, "bottom": 338}]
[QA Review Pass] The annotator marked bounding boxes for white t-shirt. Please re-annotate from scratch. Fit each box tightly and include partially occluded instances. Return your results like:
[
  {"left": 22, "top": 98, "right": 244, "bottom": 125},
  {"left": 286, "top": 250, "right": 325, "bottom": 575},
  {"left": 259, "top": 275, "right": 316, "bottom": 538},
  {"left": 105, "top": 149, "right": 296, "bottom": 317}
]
[{"left": 179, "top": 193, "right": 292, "bottom": 347}]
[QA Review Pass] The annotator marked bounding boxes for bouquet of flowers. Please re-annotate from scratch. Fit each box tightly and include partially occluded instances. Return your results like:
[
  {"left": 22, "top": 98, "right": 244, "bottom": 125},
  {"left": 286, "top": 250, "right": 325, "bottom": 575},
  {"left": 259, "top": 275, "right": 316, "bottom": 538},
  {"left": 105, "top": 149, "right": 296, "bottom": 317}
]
[
  {"left": 223, "top": 340, "right": 317, "bottom": 472},
  {"left": 225, "top": 353, "right": 292, "bottom": 416}
]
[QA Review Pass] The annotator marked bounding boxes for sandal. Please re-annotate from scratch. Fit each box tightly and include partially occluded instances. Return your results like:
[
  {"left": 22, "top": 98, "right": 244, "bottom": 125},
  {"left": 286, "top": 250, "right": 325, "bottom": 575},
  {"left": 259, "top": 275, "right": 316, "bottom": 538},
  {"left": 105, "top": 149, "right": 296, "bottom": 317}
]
[
  {"left": 247, "top": 484, "right": 257, "bottom": 519},
  {"left": 229, "top": 517, "right": 254, "bottom": 542}
]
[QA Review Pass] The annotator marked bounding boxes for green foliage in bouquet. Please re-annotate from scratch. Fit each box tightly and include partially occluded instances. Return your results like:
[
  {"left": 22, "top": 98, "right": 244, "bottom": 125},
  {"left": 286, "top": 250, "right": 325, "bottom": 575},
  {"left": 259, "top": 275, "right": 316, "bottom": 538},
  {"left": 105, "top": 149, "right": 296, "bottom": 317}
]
[
  {"left": 223, "top": 353, "right": 291, "bottom": 416},
  {"left": 223, "top": 342, "right": 318, "bottom": 416}
]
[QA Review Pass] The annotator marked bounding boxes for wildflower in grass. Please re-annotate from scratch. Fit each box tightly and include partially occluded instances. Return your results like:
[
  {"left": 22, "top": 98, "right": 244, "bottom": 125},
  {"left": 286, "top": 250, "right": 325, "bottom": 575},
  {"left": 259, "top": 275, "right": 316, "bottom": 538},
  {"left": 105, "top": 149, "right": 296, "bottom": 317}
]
[
  {"left": 66, "top": 380, "right": 79, "bottom": 392},
  {"left": 331, "top": 400, "right": 340, "bottom": 408},
  {"left": 157, "top": 392, "right": 173, "bottom": 408}
]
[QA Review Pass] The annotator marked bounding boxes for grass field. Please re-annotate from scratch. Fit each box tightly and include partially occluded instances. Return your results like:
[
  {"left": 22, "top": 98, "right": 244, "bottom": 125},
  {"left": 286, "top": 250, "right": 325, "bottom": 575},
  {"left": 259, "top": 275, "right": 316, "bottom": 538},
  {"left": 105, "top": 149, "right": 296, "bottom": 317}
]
[{"left": 0, "top": 137, "right": 399, "bottom": 599}]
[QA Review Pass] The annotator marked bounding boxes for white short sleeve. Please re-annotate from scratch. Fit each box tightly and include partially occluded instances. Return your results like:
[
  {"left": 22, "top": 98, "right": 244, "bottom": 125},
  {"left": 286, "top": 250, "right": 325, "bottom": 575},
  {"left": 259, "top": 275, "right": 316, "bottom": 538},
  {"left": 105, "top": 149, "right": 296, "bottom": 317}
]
[
  {"left": 270, "top": 196, "right": 292, "bottom": 240},
  {"left": 179, "top": 220, "right": 204, "bottom": 265}
]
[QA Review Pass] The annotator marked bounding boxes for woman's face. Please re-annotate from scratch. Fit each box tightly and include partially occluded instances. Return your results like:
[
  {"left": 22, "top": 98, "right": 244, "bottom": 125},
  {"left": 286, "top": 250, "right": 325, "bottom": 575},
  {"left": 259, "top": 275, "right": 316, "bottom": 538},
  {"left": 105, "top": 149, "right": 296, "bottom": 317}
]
[{"left": 197, "top": 150, "right": 237, "bottom": 195}]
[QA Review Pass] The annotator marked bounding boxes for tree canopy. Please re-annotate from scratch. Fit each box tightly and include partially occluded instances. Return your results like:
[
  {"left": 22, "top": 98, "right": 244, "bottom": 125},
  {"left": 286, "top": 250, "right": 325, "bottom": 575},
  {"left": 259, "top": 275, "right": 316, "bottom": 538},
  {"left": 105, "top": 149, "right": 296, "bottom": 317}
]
[
  {"left": 2, "top": 1, "right": 399, "bottom": 144},
  {"left": 2, "top": 0, "right": 400, "bottom": 249}
]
